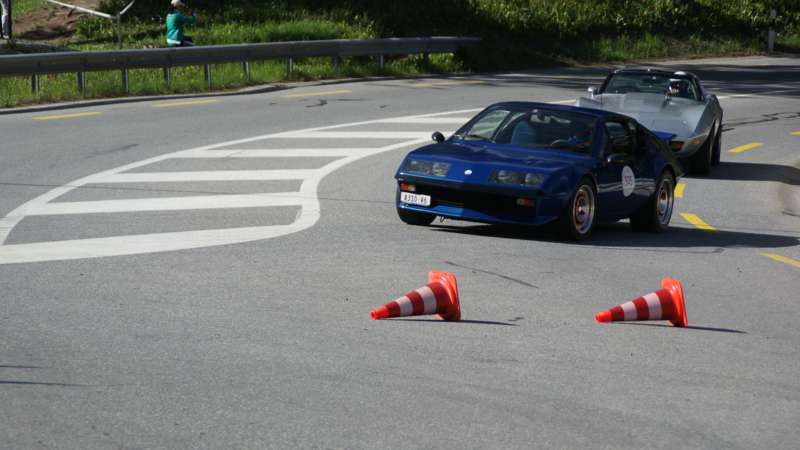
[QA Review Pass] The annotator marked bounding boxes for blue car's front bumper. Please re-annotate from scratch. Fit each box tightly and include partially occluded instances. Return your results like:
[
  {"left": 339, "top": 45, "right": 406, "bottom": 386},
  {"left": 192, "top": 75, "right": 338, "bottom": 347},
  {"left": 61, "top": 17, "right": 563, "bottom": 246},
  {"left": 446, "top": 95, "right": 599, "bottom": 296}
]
[{"left": 396, "top": 175, "right": 562, "bottom": 226}]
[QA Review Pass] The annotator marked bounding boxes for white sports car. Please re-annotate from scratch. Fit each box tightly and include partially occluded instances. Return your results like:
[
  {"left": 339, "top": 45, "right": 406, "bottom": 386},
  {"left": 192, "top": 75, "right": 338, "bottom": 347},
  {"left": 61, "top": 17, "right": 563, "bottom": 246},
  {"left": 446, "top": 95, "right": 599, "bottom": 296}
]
[{"left": 574, "top": 68, "right": 723, "bottom": 175}]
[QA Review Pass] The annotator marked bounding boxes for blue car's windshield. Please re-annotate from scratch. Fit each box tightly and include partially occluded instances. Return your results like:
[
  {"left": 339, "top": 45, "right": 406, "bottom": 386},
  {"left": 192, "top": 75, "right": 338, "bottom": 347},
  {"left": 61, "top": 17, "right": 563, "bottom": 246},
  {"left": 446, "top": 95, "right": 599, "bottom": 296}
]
[{"left": 453, "top": 105, "right": 597, "bottom": 154}]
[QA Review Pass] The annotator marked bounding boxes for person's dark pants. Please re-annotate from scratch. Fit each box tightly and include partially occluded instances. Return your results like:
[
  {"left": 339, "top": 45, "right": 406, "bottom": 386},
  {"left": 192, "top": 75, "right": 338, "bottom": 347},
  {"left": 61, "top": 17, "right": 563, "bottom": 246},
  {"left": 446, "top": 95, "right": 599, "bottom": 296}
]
[{"left": 177, "top": 36, "right": 195, "bottom": 47}]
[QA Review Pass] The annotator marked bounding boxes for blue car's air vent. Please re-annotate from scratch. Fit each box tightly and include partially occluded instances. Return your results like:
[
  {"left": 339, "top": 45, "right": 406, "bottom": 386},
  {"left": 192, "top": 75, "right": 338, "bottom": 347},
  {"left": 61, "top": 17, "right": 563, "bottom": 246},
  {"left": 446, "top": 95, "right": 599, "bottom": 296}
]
[{"left": 414, "top": 185, "right": 535, "bottom": 217}]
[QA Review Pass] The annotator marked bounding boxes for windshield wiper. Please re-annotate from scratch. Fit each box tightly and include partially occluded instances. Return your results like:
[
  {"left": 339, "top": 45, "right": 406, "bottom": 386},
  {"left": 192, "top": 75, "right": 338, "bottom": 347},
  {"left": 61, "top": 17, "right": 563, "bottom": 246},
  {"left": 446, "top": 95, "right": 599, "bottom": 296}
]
[{"left": 453, "top": 133, "right": 494, "bottom": 143}]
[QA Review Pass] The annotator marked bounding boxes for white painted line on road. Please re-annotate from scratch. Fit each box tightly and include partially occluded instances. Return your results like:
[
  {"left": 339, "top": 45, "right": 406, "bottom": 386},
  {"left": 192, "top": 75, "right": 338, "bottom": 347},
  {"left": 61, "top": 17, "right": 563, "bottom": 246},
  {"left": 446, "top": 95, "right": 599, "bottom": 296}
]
[
  {"left": 413, "top": 81, "right": 484, "bottom": 87},
  {"left": 174, "top": 149, "right": 373, "bottom": 158},
  {"left": 378, "top": 117, "right": 470, "bottom": 124},
  {"left": 1, "top": 108, "right": 494, "bottom": 263},
  {"left": 717, "top": 87, "right": 800, "bottom": 99},
  {"left": 280, "top": 131, "right": 454, "bottom": 139},
  {"left": 0, "top": 137, "right": 428, "bottom": 264},
  {"left": 28, "top": 192, "right": 313, "bottom": 215},
  {"left": 153, "top": 100, "right": 219, "bottom": 107},
  {"left": 283, "top": 90, "right": 351, "bottom": 98},
  {"left": 0, "top": 226, "right": 303, "bottom": 263},
  {"left": 94, "top": 170, "right": 318, "bottom": 183}
]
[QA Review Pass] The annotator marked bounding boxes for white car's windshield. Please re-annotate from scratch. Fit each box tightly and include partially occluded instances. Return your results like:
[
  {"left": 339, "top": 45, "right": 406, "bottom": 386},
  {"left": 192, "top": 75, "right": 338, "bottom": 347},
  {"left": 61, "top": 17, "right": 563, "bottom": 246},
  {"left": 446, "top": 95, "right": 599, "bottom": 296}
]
[{"left": 602, "top": 74, "right": 698, "bottom": 100}]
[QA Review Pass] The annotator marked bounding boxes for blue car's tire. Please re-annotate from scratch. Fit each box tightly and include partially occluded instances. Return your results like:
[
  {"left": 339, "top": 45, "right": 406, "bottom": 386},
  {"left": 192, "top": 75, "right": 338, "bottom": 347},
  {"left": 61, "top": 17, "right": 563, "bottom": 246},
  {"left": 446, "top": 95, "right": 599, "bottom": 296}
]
[
  {"left": 396, "top": 188, "right": 435, "bottom": 226},
  {"left": 630, "top": 171, "right": 674, "bottom": 233},
  {"left": 553, "top": 179, "right": 596, "bottom": 241}
]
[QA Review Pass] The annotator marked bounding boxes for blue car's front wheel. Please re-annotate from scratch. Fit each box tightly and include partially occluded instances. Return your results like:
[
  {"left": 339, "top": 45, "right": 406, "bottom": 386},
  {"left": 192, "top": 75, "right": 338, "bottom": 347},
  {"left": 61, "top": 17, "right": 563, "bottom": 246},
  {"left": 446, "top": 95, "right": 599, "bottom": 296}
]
[{"left": 553, "top": 179, "right": 596, "bottom": 241}]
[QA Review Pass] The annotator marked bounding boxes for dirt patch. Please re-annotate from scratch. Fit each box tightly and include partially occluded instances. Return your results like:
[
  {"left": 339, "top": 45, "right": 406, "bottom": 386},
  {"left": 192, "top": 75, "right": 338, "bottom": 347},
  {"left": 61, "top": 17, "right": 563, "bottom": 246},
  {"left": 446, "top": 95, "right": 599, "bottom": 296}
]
[{"left": 12, "top": 0, "right": 104, "bottom": 45}]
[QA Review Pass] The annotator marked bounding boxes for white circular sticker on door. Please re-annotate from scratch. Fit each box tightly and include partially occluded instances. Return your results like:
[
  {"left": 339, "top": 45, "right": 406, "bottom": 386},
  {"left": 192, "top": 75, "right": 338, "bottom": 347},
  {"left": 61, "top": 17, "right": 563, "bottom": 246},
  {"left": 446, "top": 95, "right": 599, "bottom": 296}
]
[{"left": 622, "top": 166, "right": 635, "bottom": 197}]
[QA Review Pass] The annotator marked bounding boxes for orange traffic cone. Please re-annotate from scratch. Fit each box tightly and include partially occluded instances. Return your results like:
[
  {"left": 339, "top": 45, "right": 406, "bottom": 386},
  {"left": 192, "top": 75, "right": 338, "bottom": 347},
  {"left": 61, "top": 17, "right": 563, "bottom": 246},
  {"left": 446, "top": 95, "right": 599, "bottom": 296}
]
[
  {"left": 371, "top": 271, "right": 461, "bottom": 321},
  {"left": 595, "top": 278, "right": 687, "bottom": 327}
]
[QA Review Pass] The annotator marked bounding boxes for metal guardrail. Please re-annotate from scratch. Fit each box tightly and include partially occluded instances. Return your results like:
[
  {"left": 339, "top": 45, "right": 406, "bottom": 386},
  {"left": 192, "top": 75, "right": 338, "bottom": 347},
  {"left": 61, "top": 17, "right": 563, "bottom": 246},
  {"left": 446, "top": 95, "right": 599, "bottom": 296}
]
[{"left": 0, "top": 37, "right": 481, "bottom": 93}]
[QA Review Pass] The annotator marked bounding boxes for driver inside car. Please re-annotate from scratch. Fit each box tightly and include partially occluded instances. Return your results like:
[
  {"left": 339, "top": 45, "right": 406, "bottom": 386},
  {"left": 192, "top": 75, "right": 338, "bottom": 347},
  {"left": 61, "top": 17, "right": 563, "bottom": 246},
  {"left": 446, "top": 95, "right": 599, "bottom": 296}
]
[{"left": 666, "top": 80, "right": 691, "bottom": 98}]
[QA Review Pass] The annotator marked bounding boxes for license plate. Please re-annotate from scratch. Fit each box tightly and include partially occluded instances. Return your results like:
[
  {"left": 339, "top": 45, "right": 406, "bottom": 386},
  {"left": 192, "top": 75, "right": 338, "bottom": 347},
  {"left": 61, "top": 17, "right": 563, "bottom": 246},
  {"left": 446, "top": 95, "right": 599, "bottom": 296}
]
[{"left": 400, "top": 192, "right": 431, "bottom": 207}]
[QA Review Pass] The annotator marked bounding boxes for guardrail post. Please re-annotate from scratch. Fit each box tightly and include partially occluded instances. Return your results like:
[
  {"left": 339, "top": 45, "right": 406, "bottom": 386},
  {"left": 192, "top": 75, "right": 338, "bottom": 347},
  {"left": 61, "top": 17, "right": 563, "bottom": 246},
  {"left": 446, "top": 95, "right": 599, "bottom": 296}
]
[
  {"left": 332, "top": 56, "right": 338, "bottom": 72},
  {"left": 163, "top": 67, "right": 171, "bottom": 87},
  {"left": 243, "top": 61, "right": 250, "bottom": 81},
  {"left": 204, "top": 65, "right": 211, "bottom": 87},
  {"left": 32, "top": 75, "right": 39, "bottom": 94},
  {"left": 423, "top": 53, "right": 429, "bottom": 68},
  {"left": 379, "top": 55, "right": 384, "bottom": 72},
  {"left": 287, "top": 59, "right": 293, "bottom": 76},
  {"left": 117, "top": 15, "right": 122, "bottom": 50},
  {"left": 768, "top": 9, "right": 777, "bottom": 52},
  {"left": 121, "top": 69, "right": 129, "bottom": 92},
  {"left": 77, "top": 72, "right": 86, "bottom": 93}
]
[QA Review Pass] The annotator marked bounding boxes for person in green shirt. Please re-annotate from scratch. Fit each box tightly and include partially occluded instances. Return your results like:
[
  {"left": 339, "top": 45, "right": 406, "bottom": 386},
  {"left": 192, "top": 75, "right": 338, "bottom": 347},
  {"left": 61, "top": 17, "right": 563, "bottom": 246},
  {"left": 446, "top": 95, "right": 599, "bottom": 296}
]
[{"left": 166, "top": 0, "right": 198, "bottom": 47}]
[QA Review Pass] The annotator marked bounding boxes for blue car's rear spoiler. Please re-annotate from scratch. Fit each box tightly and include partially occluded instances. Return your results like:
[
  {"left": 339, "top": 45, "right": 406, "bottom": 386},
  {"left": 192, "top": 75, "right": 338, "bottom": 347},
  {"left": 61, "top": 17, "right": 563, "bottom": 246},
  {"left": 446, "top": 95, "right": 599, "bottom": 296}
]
[{"left": 652, "top": 130, "right": 677, "bottom": 142}]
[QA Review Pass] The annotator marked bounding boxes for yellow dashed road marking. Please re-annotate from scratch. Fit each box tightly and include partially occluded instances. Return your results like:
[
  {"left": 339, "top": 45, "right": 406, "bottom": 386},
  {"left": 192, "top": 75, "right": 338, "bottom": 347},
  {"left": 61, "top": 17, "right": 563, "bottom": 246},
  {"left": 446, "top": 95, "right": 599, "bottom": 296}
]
[
  {"left": 680, "top": 213, "right": 719, "bottom": 232},
  {"left": 760, "top": 253, "right": 800, "bottom": 268},
  {"left": 675, "top": 183, "right": 686, "bottom": 198},
  {"left": 153, "top": 100, "right": 220, "bottom": 107},
  {"left": 283, "top": 90, "right": 352, "bottom": 98},
  {"left": 412, "top": 81, "right": 484, "bottom": 87},
  {"left": 34, "top": 112, "right": 102, "bottom": 120},
  {"left": 728, "top": 143, "right": 763, "bottom": 153},
  {"left": 792, "top": 131, "right": 800, "bottom": 135}
]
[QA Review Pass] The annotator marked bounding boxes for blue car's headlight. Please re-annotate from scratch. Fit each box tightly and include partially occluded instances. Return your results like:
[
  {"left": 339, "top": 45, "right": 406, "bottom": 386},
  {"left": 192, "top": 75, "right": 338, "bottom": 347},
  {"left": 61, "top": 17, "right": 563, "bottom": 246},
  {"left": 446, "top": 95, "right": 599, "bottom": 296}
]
[
  {"left": 489, "top": 170, "right": 546, "bottom": 188},
  {"left": 403, "top": 159, "right": 451, "bottom": 177}
]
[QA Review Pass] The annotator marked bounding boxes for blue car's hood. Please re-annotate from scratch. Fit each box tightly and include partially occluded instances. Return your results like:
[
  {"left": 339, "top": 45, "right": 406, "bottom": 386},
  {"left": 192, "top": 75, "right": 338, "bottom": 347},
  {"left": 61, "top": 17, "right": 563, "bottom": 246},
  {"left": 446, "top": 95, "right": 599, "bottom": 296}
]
[
  {"left": 401, "top": 141, "right": 587, "bottom": 183},
  {"left": 408, "top": 142, "right": 589, "bottom": 172}
]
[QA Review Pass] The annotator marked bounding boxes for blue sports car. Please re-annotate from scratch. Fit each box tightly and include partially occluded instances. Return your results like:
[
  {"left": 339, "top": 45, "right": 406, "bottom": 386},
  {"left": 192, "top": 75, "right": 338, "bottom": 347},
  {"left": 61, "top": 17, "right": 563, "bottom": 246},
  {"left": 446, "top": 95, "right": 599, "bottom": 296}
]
[{"left": 395, "top": 102, "right": 684, "bottom": 240}]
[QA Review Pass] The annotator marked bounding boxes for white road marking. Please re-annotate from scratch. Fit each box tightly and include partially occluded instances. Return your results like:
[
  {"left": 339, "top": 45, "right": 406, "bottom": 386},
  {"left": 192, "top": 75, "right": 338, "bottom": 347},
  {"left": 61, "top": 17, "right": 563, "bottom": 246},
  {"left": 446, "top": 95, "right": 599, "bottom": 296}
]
[
  {"left": 378, "top": 117, "right": 472, "bottom": 124},
  {"left": 28, "top": 192, "right": 313, "bottom": 215},
  {"left": 0, "top": 108, "right": 480, "bottom": 264},
  {"left": 94, "top": 170, "right": 319, "bottom": 183},
  {"left": 174, "top": 149, "right": 378, "bottom": 158},
  {"left": 280, "top": 131, "right": 444, "bottom": 139}
]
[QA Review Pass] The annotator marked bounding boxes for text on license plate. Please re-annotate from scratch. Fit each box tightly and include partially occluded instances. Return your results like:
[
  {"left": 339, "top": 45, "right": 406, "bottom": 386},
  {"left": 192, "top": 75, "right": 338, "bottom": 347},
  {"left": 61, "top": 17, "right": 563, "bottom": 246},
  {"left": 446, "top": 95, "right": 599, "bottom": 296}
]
[{"left": 400, "top": 192, "right": 431, "bottom": 207}]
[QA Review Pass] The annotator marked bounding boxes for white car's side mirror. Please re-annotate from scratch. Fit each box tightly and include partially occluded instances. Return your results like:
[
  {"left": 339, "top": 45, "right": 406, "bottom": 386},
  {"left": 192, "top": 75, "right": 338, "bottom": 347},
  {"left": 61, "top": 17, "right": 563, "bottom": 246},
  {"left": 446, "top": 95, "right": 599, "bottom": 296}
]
[{"left": 588, "top": 87, "right": 599, "bottom": 99}]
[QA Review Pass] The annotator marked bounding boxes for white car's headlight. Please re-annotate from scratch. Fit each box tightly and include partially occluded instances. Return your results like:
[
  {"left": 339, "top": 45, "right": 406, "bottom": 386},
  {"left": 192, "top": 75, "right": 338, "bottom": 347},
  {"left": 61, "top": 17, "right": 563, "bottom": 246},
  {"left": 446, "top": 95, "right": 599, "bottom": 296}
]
[
  {"left": 403, "top": 159, "right": 451, "bottom": 177},
  {"left": 489, "top": 170, "right": 546, "bottom": 188}
]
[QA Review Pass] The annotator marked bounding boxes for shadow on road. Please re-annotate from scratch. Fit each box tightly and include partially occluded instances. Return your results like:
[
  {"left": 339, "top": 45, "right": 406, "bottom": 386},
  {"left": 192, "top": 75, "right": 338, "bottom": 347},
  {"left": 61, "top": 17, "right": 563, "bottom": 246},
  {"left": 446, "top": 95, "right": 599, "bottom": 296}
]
[
  {"left": 382, "top": 318, "right": 518, "bottom": 326},
  {"left": 429, "top": 220, "right": 799, "bottom": 250},
  {"left": 612, "top": 322, "right": 747, "bottom": 333},
  {"left": 683, "top": 161, "right": 800, "bottom": 187}
]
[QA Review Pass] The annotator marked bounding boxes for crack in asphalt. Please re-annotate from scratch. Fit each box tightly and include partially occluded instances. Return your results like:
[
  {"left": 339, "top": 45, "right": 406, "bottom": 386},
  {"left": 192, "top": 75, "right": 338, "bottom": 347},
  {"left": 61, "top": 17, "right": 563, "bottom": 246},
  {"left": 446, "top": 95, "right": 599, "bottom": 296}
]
[{"left": 444, "top": 261, "right": 539, "bottom": 288}]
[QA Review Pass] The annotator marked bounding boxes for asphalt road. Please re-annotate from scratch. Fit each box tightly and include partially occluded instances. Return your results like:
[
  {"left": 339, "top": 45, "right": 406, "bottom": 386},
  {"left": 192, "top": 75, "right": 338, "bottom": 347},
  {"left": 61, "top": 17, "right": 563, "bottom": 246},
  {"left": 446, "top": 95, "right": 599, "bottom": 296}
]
[{"left": 1, "top": 55, "right": 799, "bottom": 449}]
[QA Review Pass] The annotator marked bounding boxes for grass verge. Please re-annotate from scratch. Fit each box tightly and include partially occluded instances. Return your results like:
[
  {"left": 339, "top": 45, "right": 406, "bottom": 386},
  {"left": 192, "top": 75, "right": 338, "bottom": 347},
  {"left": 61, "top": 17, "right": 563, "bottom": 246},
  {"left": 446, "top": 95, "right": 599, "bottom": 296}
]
[{"left": 2, "top": 0, "right": 799, "bottom": 108}]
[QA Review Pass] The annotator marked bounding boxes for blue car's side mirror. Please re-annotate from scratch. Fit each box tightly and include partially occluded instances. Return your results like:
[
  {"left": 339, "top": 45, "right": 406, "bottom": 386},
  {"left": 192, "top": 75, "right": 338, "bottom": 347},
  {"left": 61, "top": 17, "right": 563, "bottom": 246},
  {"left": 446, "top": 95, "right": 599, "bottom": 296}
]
[{"left": 432, "top": 132, "right": 445, "bottom": 143}]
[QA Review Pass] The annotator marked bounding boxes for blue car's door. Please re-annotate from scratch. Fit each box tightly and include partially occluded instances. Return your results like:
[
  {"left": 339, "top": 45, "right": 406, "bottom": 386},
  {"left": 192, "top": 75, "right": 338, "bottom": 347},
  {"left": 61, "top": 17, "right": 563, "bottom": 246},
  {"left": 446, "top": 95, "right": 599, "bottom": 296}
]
[{"left": 594, "top": 119, "right": 646, "bottom": 218}]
